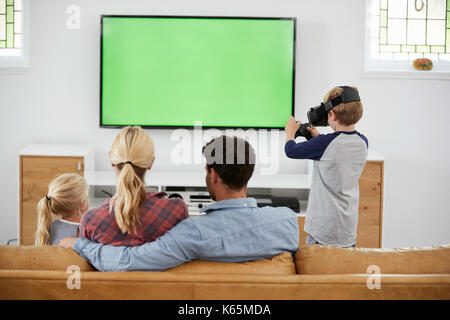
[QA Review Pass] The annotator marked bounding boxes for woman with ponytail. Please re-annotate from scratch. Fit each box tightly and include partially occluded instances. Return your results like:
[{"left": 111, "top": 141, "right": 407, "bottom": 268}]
[
  {"left": 80, "top": 126, "right": 188, "bottom": 246},
  {"left": 34, "top": 173, "right": 89, "bottom": 246}
]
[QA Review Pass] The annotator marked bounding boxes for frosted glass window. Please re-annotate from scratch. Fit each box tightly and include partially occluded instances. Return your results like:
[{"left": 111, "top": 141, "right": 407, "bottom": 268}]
[
  {"left": 380, "top": 27, "right": 387, "bottom": 43},
  {"left": 380, "top": 9, "right": 388, "bottom": 27},
  {"left": 14, "top": 10, "right": 20, "bottom": 32},
  {"left": 427, "top": 20, "right": 445, "bottom": 44},
  {"left": 388, "top": 19, "right": 407, "bottom": 43},
  {"left": 401, "top": 44, "right": 416, "bottom": 52},
  {"left": 428, "top": 0, "right": 446, "bottom": 19},
  {"left": 407, "top": 0, "right": 427, "bottom": 18},
  {"left": 0, "top": 0, "right": 23, "bottom": 54},
  {"left": 379, "top": 52, "right": 394, "bottom": 60},
  {"left": 14, "top": 33, "right": 20, "bottom": 47},
  {"left": 425, "top": 53, "right": 439, "bottom": 59},
  {"left": 388, "top": 0, "right": 408, "bottom": 18},
  {"left": 393, "top": 52, "right": 410, "bottom": 60},
  {"left": 5, "top": 4, "right": 12, "bottom": 22},
  {"left": 407, "top": 19, "right": 426, "bottom": 44},
  {"left": 0, "top": 15, "right": 4, "bottom": 41},
  {"left": 417, "top": 45, "right": 431, "bottom": 52},
  {"left": 409, "top": 53, "right": 424, "bottom": 60},
  {"left": 373, "top": 0, "right": 449, "bottom": 61},
  {"left": 430, "top": 45, "right": 445, "bottom": 52}
]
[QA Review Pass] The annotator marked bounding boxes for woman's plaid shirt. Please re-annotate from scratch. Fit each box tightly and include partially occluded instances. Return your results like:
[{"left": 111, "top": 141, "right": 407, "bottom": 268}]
[{"left": 80, "top": 192, "right": 188, "bottom": 246}]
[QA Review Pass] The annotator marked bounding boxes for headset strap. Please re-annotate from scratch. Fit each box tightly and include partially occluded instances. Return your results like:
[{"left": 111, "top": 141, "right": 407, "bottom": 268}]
[{"left": 326, "top": 86, "right": 360, "bottom": 111}]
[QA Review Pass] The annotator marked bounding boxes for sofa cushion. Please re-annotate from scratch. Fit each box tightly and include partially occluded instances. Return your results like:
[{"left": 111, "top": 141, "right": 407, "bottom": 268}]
[
  {"left": 0, "top": 245, "right": 295, "bottom": 275},
  {"left": 0, "top": 245, "right": 95, "bottom": 271},
  {"left": 295, "top": 244, "right": 450, "bottom": 274},
  {"left": 166, "top": 252, "right": 296, "bottom": 275}
]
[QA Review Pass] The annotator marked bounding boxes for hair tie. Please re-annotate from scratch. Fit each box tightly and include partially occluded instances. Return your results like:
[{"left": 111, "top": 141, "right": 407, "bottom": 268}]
[
  {"left": 45, "top": 195, "right": 51, "bottom": 201},
  {"left": 125, "top": 161, "right": 133, "bottom": 166}
]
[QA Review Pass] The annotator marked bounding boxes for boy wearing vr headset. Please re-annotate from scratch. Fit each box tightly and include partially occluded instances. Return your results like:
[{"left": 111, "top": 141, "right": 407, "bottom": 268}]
[{"left": 284, "top": 86, "right": 368, "bottom": 247}]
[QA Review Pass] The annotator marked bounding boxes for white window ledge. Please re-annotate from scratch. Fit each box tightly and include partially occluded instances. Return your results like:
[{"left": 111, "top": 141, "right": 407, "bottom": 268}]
[
  {"left": 363, "top": 62, "right": 450, "bottom": 80},
  {"left": 0, "top": 57, "right": 30, "bottom": 71}
]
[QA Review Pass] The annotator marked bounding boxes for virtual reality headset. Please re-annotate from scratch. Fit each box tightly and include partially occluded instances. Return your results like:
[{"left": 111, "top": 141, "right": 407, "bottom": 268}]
[{"left": 306, "top": 86, "right": 360, "bottom": 127}]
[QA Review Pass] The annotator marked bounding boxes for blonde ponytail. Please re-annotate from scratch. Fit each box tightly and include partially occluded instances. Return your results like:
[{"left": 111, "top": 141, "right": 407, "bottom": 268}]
[
  {"left": 112, "top": 163, "right": 147, "bottom": 234},
  {"left": 109, "top": 126, "right": 155, "bottom": 234},
  {"left": 34, "top": 173, "right": 89, "bottom": 246},
  {"left": 35, "top": 197, "right": 54, "bottom": 246}
]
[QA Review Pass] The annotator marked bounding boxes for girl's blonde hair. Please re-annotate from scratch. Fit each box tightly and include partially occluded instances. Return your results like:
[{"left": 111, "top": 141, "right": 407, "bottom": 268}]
[
  {"left": 109, "top": 126, "right": 155, "bottom": 234},
  {"left": 34, "top": 173, "right": 88, "bottom": 246}
]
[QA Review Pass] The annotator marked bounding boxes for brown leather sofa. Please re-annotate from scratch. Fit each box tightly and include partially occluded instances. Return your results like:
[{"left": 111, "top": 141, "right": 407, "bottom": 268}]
[{"left": 0, "top": 244, "right": 449, "bottom": 300}]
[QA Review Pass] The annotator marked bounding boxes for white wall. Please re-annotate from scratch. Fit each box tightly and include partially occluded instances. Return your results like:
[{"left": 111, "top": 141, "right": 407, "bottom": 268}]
[{"left": 1, "top": 0, "right": 449, "bottom": 247}]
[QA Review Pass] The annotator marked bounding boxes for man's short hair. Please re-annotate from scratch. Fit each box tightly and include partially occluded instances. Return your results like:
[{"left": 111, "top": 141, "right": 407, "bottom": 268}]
[
  {"left": 323, "top": 86, "right": 363, "bottom": 126},
  {"left": 202, "top": 135, "right": 256, "bottom": 190}
]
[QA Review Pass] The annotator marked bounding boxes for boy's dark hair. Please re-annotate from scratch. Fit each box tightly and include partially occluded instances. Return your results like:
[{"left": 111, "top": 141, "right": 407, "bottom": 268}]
[{"left": 202, "top": 135, "right": 256, "bottom": 190}]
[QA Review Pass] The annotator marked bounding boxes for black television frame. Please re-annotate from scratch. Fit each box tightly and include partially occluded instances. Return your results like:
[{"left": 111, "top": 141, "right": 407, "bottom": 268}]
[{"left": 100, "top": 15, "right": 297, "bottom": 130}]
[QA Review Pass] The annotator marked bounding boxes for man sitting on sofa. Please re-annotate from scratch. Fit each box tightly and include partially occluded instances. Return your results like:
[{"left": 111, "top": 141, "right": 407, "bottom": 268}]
[{"left": 61, "top": 135, "right": 299, "bottom": 271}]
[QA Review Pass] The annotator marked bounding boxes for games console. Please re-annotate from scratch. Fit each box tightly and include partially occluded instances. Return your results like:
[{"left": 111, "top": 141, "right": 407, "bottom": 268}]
[{"left": 166, "top": 190, "right": 214, "bottom": 213}]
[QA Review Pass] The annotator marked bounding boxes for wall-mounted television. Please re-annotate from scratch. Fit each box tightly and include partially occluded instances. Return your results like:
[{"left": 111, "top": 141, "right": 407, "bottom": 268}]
[{"left": 100, "top": 15, "right": 296, "bottom": 129}]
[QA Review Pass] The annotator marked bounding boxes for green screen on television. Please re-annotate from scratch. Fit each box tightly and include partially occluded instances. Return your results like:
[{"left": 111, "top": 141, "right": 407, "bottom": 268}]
[{"left": 101, "top": 16, "right": 296, "bottom": 129}]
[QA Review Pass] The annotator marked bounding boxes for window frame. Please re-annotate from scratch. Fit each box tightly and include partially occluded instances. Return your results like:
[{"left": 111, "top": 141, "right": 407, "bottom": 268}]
[
  {"left": 0, "top": 0, "right": 29, "bottom": 70},
  {"left": 363, "top": 0, "right": 450, "bottom": 80}
]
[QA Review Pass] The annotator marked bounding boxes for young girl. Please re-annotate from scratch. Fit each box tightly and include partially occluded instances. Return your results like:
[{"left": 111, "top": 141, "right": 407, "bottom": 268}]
[
  {"left": 34, "top": 173, "right": 89, "bottom": 246},
  {"left": 80, "top": 126, "right": 188, "bottom": 246}
]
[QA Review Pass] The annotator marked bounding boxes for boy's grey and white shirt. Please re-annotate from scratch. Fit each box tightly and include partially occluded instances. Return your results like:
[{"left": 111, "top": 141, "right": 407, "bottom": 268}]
[{"left": 285, "top": 131, "right": 368, "bottom": 247}]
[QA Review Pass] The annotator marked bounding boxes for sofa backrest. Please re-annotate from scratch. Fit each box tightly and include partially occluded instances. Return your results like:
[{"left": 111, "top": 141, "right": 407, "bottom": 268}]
[
  {"left": 295, "top": 244, "right": 450, "bottom": 274},
  {"left": 0, "top": 245, "right": 296, "bottom": 275},
  {"left": 4, "top": 244, "right": 449, "bottom": 276},
  {"left": 0, "top": 245, "right": 95, "bottom": 271},
  {"left": 167, "top": 252, "right": 296, "bottom": 275}
]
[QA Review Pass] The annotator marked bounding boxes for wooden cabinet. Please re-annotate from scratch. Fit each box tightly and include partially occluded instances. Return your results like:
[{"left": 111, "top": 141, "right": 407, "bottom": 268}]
[
  {"left": 298, "top": 160, "right": 384, "bottom": 248},
  {"left": 18, "top": 145, "right": 94, "bottom": 245},
  {"left": 356, "top": 161, "right": 384, "bottom": 247},
  {"left": 19, "top": 156, "right": 84, "bottom": 245}
]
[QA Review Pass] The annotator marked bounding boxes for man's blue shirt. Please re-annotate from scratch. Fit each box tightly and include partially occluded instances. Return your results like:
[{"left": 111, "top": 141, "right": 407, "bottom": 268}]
[{"left": 73, "top": 198, "right": 299, "bottom": 271}]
